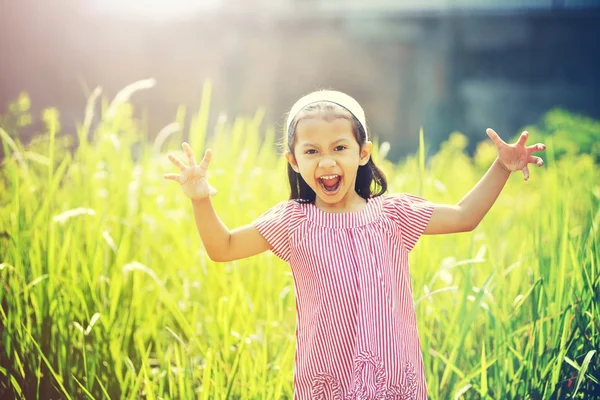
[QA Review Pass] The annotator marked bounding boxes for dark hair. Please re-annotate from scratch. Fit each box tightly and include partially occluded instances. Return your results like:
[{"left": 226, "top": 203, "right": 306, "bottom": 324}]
[{"left": 285, "top": 102, "right": 387, "bottom": 203}]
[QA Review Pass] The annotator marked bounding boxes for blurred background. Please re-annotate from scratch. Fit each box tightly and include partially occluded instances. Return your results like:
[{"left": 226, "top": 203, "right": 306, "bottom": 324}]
[{"left": 1, "top": 0, "right": 599, "bottom": 160}]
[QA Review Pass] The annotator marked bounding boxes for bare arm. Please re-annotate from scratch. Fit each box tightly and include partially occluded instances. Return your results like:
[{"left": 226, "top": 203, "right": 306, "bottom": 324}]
[
  {"left": 424, "top": 158, "right": 510, "bottom": 234},
  {"left": 191, "top": 197, "right": 270, "bottom": 262},
  {"left": 165, "top": 143, "right": 271, "bottom": 262},
  {"left": 424, "top": 129, "right": 546, "bottom": 235}
]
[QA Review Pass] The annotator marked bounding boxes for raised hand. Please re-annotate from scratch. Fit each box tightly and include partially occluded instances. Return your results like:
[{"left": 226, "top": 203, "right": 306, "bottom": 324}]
[
  {"left": 164, "top": 142, "right": 217, "bottom": 200},
  {"left": 486, "top": 128, "right": 546, "bottom": 181}
]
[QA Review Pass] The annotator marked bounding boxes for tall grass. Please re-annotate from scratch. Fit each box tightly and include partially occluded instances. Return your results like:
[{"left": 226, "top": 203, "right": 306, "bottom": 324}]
[{"left": 0, "top": 81, "right": 598, "bottom": 399}]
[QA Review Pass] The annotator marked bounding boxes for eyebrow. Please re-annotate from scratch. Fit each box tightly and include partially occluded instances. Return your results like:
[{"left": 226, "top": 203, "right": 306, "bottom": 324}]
[{"left": 299, "top": 138, "right": 351, "bottom": 148}]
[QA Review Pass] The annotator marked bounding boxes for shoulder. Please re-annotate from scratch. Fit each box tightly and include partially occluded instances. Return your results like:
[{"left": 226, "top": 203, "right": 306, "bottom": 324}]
[
  {"left": 253, "top": 200, "right": 307, "bottom": 227},
  {"left": 381, "top": 192, "right": 429, "bottom": 207},
  {"left": 380, "top": 193, "right": 434, "bottom": 221},
  {"left": 382, "top": 192, "right": 429, "bottom": 203},
  {"left": 380, "top": 193, "right": 434, "bottom": 251},
  {"left": 252, "top": 200, "right": 308, "bottom": 261},
  {"left": 266, "top": 199, "right": 306, "bottom": 216}
]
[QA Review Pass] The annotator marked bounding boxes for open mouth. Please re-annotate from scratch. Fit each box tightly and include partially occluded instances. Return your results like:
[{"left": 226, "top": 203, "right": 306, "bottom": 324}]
[{"left": 318, "top": 174, "right": 342, "bottom": 195}]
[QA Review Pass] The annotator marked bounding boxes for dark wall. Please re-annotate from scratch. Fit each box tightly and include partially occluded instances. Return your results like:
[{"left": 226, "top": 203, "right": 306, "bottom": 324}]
[
  {"left": 443, "top": 10, "right": 600, "bottom": 153},
  {"left": 1, "top": 3, "right": 598, "bottom": 161}
]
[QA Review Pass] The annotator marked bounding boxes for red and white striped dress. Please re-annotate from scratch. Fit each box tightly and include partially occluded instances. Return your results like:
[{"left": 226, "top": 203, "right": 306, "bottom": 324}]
[{"left": 253, "top": 193, "right": 434, "bottom": 400}]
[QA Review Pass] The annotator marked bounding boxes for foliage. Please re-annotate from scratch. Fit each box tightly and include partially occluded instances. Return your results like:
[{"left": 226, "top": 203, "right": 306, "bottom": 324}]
[
  {"left": 0, "top": 82, "right": 599, "bottom": 399},
  {"left": 518, "top": 108, "right": 600, "bottom": 163}
]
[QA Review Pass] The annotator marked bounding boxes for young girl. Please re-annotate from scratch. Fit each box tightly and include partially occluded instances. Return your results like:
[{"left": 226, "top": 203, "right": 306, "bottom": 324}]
[{"left": 164, "top": 90, "right": 546, "bottom": 399}]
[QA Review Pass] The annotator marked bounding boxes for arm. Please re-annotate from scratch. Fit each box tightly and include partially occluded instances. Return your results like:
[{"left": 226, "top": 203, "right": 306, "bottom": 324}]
[
  {"left": 165, "top": 143, "right": 271, "bottom": 262},
  {"left": 191, "top": 197, "right": 271, "bottom": 262},
  {"left": 424, "top": 158, "right": 509, "bottom": 234},
  {"left": 424, "top": 129, "right": 546, "bottom": 235}
]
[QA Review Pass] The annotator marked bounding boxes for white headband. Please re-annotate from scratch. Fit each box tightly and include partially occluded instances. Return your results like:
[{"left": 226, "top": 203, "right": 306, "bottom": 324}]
[{"left": 285, "top": 90, "right": 368, "bottom": 144}]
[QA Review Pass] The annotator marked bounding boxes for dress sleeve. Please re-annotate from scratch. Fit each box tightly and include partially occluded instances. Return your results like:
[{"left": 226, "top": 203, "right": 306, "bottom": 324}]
[
  {"left": 384, "top": 193, "right": 434, "bottom": 252},
  {"left": 252, "top": 201, "right": 299, "bottom": 262}
]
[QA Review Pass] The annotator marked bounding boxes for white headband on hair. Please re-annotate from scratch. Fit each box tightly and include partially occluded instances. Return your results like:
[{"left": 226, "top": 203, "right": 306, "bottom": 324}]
[{"left": 285, "top": 90, "right": 368, "bottom": 142}]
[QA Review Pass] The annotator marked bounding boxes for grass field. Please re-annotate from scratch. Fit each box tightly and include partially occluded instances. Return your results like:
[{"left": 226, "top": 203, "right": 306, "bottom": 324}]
[{"left": 1, "top": 82, "right": 598, "bottom": 399}]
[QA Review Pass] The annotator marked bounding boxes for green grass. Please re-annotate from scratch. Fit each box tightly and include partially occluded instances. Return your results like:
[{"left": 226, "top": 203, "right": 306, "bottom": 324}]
[{"left": 0, "top": 81, "right": 599, "bottom": 399}]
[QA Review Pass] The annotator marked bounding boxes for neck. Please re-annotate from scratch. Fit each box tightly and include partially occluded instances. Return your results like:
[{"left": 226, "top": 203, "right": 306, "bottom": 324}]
[{"left": 314, "top": 191, "right": 367, "bottom": 213}]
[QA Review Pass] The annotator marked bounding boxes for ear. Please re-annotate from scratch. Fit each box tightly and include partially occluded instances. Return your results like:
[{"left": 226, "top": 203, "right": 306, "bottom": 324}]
[
  {"left": 285, "top": 151, "right": 300, "bottom": 173},
  {"left": 359, "top": 141, "right": 373, "bottom": 166}
]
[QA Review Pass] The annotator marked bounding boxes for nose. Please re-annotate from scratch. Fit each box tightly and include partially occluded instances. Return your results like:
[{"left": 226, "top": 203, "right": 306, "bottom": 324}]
[{"left": 318, "top": 158, "right": 336, "bottom": 168}]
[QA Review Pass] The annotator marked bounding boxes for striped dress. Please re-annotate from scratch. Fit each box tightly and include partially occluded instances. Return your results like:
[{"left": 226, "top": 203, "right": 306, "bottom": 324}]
[{"left": 253, "top": 193, "right": 434, "bottom": 400}]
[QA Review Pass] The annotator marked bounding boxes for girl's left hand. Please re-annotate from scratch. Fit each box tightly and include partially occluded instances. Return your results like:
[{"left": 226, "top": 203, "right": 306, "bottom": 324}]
[{"left": 486, "top": 128, "right": 546, "bottom": 180}]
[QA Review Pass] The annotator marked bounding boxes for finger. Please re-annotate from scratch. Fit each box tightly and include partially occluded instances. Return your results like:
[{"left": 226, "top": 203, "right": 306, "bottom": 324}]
[
  {"left": 528, "top": 155, "right": 544, "bottom": 167},
  {"left": 527, "top": 142, "right": 546, "bottom": 154},
  {"left": 198, "top": 148, "right": 213, "bottom": 172},
  {"left": 486, "top": 128, "right": 506, "bottom": 147},
  {"left": 522, "top": 166, "right": 530, "bottom": 181},
  {"left": 168, "top": 154, "right": 187, "bottom": 172},
  {"left": 182, "top": 142, "right": 197, "bottom": 166},
  {"left": 208, "top": 184, "right": 217, "bottom": 196},
  {"left": 517, "top": 131, "right": 529, "bottom": 146},
  {"left": 163, "top": 173, "right": 181, "bottom": 182}
]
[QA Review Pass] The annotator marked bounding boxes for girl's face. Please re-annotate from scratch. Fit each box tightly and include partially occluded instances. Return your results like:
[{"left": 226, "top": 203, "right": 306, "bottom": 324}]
[{"left": 286, "top": 117, "right": 372, "bottom": 211}]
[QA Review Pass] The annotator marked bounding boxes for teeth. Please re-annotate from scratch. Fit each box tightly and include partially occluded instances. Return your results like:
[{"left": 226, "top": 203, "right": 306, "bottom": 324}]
[{"left": 319, "top": 175, "right": 339, "bottom": 180}]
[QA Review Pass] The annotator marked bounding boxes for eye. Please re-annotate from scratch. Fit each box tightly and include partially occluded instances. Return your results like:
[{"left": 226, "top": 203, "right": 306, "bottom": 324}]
[
  {"left": 334, "top": 145, "right": 347, "bottom": 151},
  {"left": 304, "top": 149, "right": 317, "bottom": 155}
]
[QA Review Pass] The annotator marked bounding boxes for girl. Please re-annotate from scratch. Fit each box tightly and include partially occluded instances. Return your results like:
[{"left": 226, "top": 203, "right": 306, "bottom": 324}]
[{"left": 164, "top": 90, "right": 546, "bottom": 399}]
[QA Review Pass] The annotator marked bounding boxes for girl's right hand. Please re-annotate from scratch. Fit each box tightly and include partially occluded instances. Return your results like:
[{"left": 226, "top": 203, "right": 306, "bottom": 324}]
[{"left": 164, "top": 142, "right": 217, "bottom": 200}]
